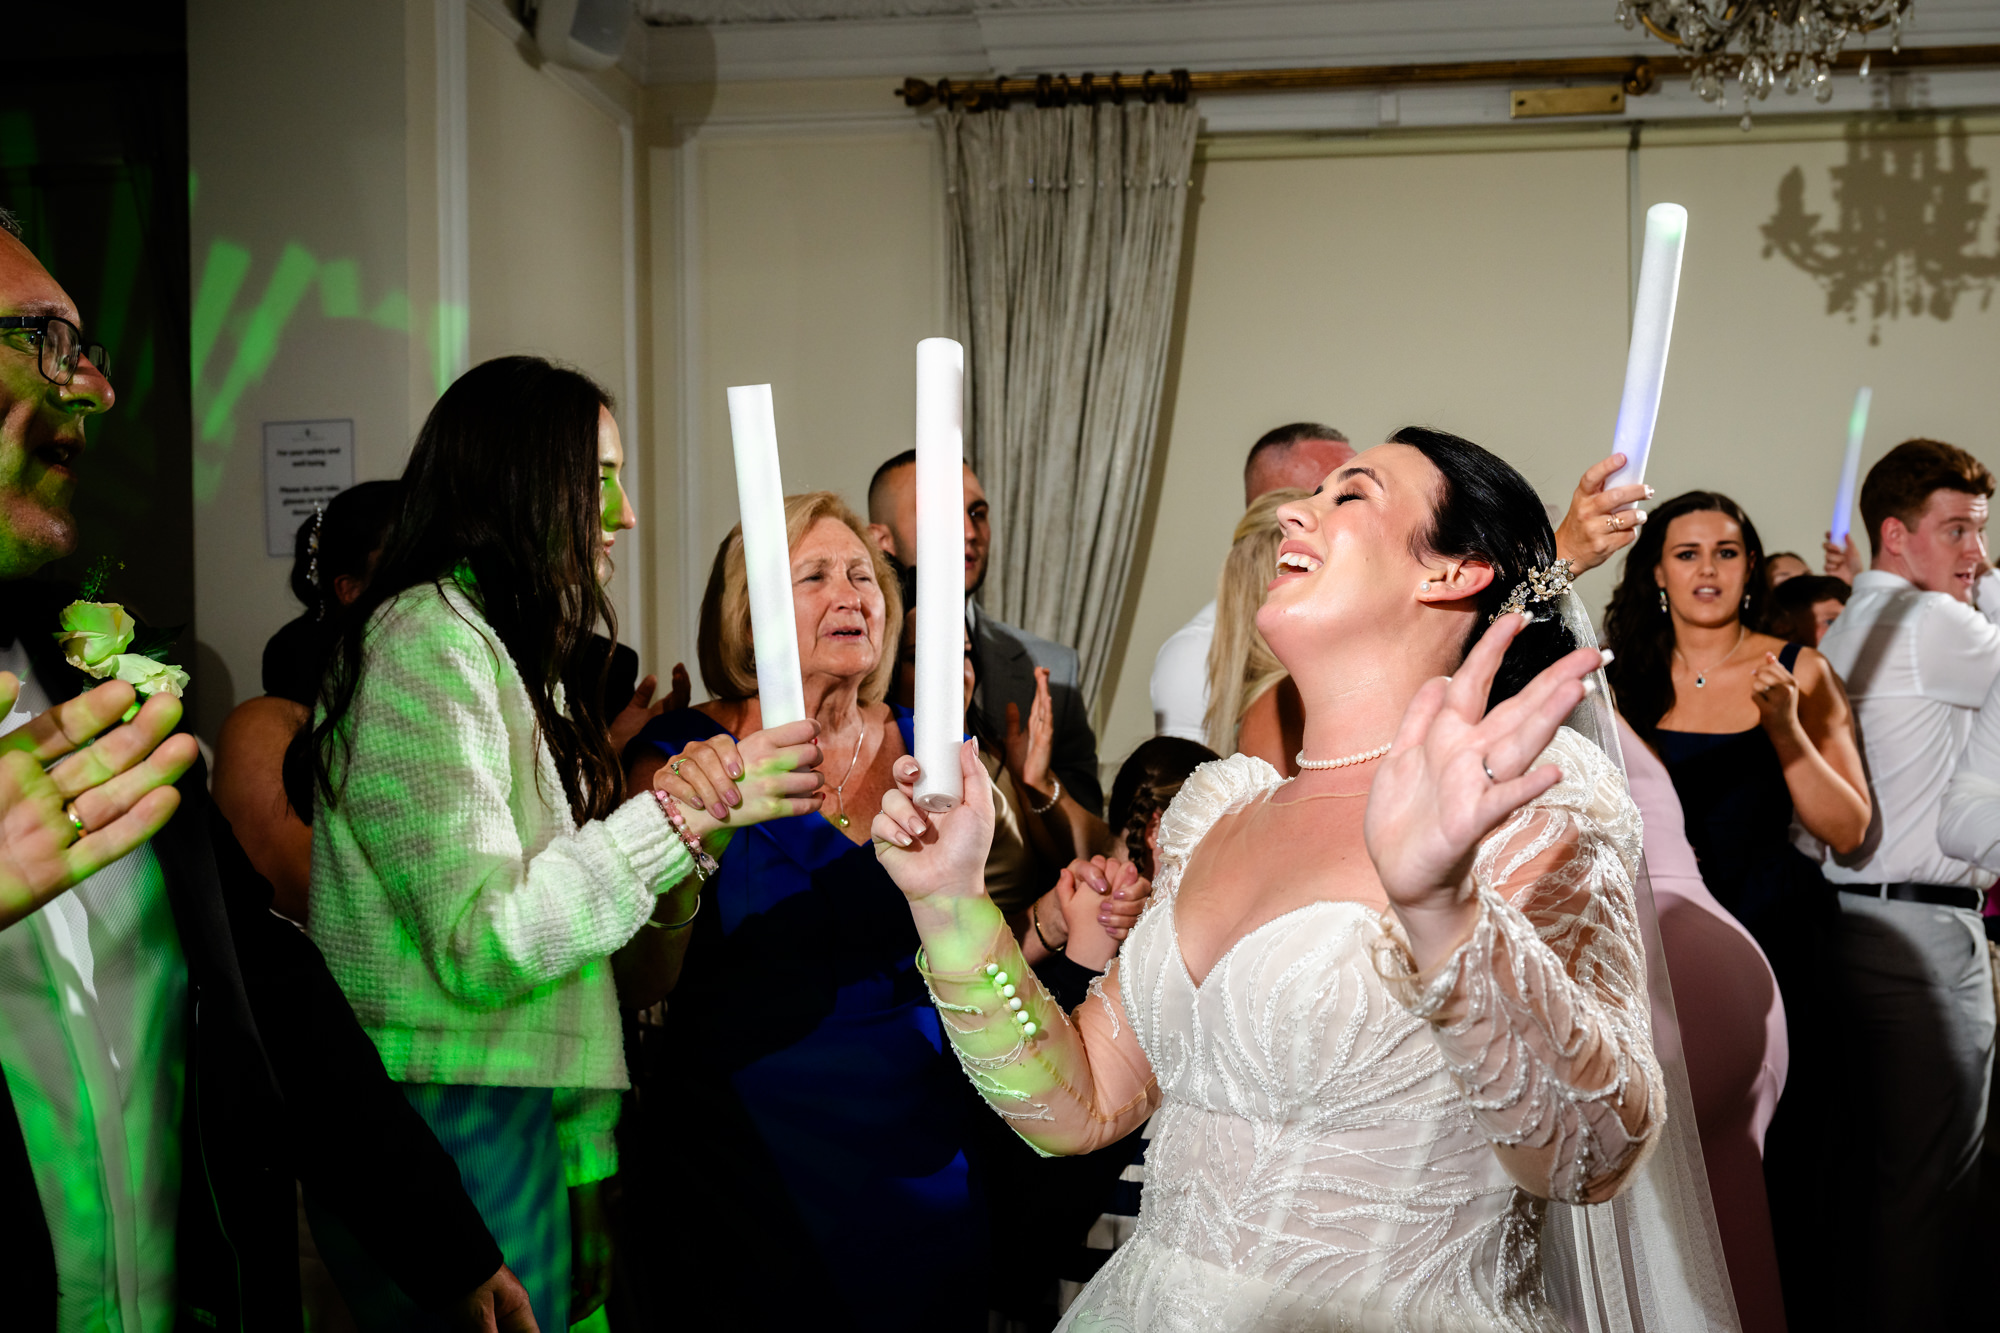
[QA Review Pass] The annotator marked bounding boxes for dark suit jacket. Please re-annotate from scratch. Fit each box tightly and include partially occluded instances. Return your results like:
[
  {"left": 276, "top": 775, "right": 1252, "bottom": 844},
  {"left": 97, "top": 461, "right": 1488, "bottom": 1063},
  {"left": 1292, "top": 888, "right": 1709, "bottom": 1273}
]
[
  {"left": 0, "top": 581, "right": 500, "bottom": 1331},
  {"left": 969, "top": 604, "right": 1103, "bottom": 816}
]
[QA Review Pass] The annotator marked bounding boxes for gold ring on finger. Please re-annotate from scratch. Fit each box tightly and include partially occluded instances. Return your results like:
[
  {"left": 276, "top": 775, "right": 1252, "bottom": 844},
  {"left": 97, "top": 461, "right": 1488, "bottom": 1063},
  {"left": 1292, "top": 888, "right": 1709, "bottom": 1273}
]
[
  {"left": 1605, "top": 514, "right": 1619, "bottom": 532},
  {"left": 65, "top": 802, "right": 87, "bottom": 838}
]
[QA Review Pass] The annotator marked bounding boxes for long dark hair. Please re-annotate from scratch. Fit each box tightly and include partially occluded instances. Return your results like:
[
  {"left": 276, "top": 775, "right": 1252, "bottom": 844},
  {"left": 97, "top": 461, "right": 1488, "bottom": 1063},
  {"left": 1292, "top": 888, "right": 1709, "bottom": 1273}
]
[
  {"left": 289, "top": 480, "right": 405, "bottom": 619},
  {"left": 307, "top": 356, "right": 621, "bottom": 823},
  {"left": 1389, "top": 426, "right": 1578, "bottom": 708},
  {"left": 1604, "top": 489, "right": 1767, "bottom": 738}
]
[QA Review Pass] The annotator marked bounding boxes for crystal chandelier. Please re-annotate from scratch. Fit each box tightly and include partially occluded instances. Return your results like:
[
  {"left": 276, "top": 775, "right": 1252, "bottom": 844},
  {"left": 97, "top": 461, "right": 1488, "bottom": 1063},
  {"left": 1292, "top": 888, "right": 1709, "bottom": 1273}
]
[{"left": 1618, "top": 1, "right": 1913, "bottom": 126}]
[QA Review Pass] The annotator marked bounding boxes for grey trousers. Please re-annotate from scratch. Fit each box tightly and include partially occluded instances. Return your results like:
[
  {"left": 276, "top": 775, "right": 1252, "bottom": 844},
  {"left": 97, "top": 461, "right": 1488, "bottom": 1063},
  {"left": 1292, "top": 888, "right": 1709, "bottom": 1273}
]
[{"left": 1836, "top": 892, "right": 1996, "bottom": 1330}]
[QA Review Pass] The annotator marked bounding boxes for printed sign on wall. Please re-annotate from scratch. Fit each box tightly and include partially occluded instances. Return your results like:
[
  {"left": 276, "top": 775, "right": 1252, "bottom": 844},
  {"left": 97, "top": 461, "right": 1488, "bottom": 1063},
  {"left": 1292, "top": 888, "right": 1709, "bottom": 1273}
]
[{"left": 263, "top": 419, "right": 355, "bottom": 557}]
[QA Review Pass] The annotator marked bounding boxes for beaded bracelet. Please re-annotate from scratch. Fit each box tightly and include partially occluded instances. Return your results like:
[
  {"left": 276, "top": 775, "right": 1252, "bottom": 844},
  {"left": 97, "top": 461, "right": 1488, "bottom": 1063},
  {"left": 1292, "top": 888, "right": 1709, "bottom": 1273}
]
[
  {"left": 1024, "top": 774, "right": 1062, "bottom": 816},
  {"left": 650, "top": 788, "right": 720, "bottom": 883}
]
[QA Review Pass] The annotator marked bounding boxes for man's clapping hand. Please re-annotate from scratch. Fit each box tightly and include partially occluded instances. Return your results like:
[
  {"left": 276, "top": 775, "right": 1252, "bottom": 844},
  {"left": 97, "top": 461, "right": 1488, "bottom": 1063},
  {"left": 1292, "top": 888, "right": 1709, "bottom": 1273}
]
[{"left": 0, "top": 673, "right": 198, "bottom": 931}]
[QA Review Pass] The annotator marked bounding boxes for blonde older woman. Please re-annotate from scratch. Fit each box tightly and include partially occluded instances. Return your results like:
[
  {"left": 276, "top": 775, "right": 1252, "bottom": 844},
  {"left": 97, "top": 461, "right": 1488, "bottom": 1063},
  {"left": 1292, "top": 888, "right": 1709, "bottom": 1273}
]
[{"left": 621, "top": 491, "right": 990, "bottom": 1332}]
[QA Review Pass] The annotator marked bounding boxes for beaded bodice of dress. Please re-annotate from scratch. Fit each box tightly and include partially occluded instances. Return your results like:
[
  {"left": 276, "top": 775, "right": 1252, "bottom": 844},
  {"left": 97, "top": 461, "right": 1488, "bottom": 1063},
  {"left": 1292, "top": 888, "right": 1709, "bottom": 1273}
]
[{"left": 1062, "top": 729, "right": 1649, "bottom": 1332}]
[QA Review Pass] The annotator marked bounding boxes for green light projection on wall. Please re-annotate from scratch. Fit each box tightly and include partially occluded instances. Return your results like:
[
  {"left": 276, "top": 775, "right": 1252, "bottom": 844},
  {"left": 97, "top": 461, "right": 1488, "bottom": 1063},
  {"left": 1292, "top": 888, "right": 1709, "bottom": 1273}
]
[{"left": 187, "top": 221, "right": 459, "bottom": 502}]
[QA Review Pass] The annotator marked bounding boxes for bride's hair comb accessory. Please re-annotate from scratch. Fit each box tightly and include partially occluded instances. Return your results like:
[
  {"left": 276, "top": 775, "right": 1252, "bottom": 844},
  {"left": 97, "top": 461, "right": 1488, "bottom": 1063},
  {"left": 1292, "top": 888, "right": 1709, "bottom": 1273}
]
[{"left": 1491, "top": 558, "right": 1576, "bottom": 624}]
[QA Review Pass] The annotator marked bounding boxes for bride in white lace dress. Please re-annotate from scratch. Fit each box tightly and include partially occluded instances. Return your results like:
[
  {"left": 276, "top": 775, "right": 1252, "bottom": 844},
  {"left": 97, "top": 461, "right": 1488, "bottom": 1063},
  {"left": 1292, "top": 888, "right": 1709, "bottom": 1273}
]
[{"left": 872, "top": 429, "right": 1668, "bottom": 1332}]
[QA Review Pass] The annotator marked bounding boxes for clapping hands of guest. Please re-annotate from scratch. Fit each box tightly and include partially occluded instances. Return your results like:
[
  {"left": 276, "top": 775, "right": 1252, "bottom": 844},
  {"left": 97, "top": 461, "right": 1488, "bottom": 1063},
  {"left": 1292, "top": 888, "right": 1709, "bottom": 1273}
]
[
  {"left": 0, "top": 673, "right": 199, "bottom": 932},
  {"left": 1362, "top": 614, "right": 1605, "bottom": 969},
  {"left": 1552, "top": 453, "right": 1653, "bottom": 576},
  {"left": 1002, "top": 665, "right": 1056, "bottom": 804}
]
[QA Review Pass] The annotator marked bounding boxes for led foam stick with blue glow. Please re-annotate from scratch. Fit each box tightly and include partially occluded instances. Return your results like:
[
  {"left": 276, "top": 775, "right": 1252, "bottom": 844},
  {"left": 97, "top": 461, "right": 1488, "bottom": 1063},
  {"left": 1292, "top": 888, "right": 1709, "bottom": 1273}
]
[
  {"left": 726, "top": 384, "right": 806, "bottom": 727},
  {"left": 1830, "top": 386, "right": 1873, "bottom": 547},
  {"left": 1604, "top": 203, "right": 1689, "bottom": 502},
  {"left": 913, "top": 337, "right": 966, "bottom": 813}
]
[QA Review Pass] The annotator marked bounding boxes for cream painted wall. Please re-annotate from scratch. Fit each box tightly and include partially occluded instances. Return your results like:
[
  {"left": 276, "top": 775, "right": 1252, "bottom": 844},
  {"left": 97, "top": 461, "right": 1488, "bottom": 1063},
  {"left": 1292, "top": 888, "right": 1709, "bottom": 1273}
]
[
  {"left": 651, "top": 118, "right": 943, "bottom": 679},
  {"left": 186, "top": 0, "right": 643, "bottom": 738},
  {"left": 1099, "top": 141, "right": 1633, "bottom": 767},
  {"left": 463, "top": 12, "right": 642, "bottom": 652},
  {"left": 1634, "top": 119, "right": 2000, "bottom": 566},
  {"left": 187, "top": 0, "right": 413, "bottom": 739}
]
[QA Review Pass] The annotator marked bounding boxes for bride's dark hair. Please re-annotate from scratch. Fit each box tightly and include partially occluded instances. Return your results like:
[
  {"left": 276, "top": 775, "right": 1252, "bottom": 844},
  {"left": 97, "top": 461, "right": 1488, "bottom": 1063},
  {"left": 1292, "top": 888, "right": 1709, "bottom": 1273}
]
[{"left": 1390, "top": 426, "right": 1578, "bottom": 708}]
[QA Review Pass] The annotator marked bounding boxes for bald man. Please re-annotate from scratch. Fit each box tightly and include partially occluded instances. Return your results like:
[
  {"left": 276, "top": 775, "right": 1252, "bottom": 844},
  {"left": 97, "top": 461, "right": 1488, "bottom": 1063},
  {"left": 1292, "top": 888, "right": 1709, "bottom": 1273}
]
[
  {"left": 1149, "top": 423, "right": 1355, "bottom": 744},
  {"left": 867, "top": 451, "right": 1102, "bottom": 815}
]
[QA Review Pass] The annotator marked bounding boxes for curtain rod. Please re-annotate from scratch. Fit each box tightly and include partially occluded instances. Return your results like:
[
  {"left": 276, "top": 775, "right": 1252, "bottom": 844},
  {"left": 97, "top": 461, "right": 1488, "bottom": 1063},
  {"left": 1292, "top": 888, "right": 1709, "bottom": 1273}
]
[{"left": 895, "top": 43, "right": 2000, "bottom": 112}]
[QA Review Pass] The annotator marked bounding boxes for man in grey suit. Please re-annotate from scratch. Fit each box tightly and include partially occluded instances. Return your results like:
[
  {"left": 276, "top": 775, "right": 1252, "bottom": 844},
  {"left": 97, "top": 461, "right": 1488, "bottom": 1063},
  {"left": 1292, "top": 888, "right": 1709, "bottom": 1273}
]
[{"left": 868, "top": 450, "right": 1103, "bottom": 814}]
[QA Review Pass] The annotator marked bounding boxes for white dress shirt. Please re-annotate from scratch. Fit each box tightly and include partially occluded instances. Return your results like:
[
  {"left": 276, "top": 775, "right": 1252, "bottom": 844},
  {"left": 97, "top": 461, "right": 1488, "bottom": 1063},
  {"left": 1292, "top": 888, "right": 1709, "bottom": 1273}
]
[
  {"left": 1149, "top": 600, "right": 1215, "bottom": 743},
  {"left": 1815, "top": 570, "right": 2000, "bottom": 889},
  {"left": 0, "top": 644, "right": 183, "bottom": 1333},
  {"left": 1936, "top": 667, "right": 2000, "bottom": 872}
]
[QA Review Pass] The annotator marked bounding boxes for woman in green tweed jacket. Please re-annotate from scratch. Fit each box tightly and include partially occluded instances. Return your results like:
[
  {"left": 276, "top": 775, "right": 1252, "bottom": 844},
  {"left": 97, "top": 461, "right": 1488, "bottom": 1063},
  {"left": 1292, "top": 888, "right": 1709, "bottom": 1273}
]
[{"left": 301, "top": 356, "right": 822, "bottom": 1331}]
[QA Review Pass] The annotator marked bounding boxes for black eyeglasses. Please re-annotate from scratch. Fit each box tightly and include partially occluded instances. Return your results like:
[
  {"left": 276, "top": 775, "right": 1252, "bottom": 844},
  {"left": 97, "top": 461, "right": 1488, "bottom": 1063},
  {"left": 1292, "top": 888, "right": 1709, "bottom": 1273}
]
[{"left": 0, "top": 314, "right": 110, "bottom": 385}]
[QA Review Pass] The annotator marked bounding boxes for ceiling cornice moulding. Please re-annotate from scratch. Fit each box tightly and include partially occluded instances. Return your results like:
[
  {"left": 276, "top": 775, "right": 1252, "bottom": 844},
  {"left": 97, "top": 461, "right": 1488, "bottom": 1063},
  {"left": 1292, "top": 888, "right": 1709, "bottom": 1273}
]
[{"left": 639, "top": 0, "right": 2000, "bottom": 85}]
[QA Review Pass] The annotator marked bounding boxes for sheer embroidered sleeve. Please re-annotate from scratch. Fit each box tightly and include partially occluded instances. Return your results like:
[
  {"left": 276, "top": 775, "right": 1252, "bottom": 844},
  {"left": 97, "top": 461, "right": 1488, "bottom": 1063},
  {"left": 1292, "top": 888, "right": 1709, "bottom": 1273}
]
[
  {"left": 1374, "top": 727, "right": 1664, "bottom": 1204},
  {"left": 914, "top": 753, "right": 1280, "bottom": 1158},
  {"left": 915, "top": 930, "right": 1158, "bottom": 1159}
]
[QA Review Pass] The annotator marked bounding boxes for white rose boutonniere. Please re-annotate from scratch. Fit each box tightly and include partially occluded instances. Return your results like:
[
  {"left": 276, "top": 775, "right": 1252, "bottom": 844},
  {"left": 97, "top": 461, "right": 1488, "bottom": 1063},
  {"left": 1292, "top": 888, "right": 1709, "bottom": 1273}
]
[
  {"left": 55, "top": 578, "right": 188, "bottom": 720},
  {"left": 56, "top": 601, "right": 138, "bottom": 673}
]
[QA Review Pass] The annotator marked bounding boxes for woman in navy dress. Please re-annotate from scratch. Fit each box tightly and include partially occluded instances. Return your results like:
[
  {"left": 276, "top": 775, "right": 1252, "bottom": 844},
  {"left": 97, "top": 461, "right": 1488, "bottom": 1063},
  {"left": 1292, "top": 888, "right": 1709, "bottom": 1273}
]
[
  {"left": 1604, "top": 490, "right": 1869, "bottom": 1332},
  {"left": 621, "top": 491, "right": 987, "bottom": 1331}
]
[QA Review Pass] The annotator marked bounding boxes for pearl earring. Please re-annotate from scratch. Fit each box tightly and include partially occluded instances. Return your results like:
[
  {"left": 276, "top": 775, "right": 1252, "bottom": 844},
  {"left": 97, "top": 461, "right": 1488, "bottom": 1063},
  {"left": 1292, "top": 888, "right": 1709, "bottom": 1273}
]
[{"left": 1420, "top": 581, "right": 1431, "bottom": 592}]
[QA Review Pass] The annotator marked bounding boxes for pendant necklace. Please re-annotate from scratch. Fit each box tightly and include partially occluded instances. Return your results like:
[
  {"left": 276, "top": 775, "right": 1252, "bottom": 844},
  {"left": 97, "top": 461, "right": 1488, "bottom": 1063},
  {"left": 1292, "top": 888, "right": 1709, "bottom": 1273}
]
[
  {"left": 826, "top": 719, "right": 869, "bottom": 829},
  {"left": 1675, "top": 625, "right": 1746, "bottom": 689}
]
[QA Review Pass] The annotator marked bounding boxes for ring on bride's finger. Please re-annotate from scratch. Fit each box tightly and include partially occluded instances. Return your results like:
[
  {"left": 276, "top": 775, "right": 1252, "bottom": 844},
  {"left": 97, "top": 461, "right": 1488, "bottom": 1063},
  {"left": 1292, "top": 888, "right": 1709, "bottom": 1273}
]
[
  {"left": 670, "top": 757, "right": 685, "bottom": 775},
  {"left": 1480, "top": 757, "right": 1497, "bottom": 783},
  {"left": 64, "top": 802, "right": 87, "bottom": 838},
  {"left": 1604, "top": 514, "right": 1619, "bottom": 532}
]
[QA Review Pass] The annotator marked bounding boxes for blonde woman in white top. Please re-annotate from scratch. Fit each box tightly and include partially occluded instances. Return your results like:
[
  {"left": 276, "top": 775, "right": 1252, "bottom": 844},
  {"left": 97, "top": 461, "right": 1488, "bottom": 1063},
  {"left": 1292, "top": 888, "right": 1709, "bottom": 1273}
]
[
  {"left": 1202, "top": 487, "right": 1305, "bottom": 769},
  {"left": 304, "top": 356, "right": 819, "bottom": 1331}
]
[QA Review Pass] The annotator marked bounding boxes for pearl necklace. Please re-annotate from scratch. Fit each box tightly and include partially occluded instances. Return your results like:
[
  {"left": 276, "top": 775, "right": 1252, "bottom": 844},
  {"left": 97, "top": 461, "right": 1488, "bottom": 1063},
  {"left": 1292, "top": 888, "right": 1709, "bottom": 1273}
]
[{"left": 1294, "top": 740, "right": 1392, "bottom": 771}]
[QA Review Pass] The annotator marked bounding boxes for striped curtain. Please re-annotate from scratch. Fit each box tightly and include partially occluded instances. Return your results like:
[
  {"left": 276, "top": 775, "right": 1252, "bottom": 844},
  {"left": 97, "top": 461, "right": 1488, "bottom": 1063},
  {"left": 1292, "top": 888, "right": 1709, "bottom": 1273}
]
[{"left": 939, "top": 99, "right": 1200, "bottom": 712}]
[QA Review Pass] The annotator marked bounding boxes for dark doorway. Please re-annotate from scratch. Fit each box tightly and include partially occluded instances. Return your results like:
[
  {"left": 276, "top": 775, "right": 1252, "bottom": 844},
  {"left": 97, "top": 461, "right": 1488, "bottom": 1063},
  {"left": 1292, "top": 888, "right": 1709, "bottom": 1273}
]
[{"left": 0, "top": 5, "right": 192, "bottom": 639}]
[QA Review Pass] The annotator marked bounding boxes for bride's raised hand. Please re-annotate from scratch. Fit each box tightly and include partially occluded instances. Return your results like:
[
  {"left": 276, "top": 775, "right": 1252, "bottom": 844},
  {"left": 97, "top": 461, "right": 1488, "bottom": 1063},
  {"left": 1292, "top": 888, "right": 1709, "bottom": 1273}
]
[
  {"left": 1363, "top": 613, "right": 1606, "bottom": 964},
  {"left": 871, "top": 740, "right": 995, "bottom": 905}
]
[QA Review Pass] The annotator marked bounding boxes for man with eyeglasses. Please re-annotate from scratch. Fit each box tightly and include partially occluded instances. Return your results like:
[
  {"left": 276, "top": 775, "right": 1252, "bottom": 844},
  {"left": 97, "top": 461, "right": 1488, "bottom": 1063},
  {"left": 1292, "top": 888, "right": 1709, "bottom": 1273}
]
[{"left": 0, "top": 209, "right": 539, "bottom": 1331}]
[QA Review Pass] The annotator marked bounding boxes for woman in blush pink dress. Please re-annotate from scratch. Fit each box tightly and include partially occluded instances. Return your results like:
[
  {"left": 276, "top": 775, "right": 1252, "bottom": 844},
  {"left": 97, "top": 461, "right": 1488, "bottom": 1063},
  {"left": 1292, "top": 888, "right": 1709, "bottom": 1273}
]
[{"left": 1620, "top": 717, "right": 1789, "bottom": 1333}]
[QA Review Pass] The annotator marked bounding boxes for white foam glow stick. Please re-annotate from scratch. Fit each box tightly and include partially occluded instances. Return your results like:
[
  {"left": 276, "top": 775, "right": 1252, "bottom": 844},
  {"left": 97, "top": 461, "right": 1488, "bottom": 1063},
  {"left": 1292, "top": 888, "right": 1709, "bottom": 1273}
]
[
  {"left": 726, "top": 384, "right": 805, "bottom": 727},
  {"left": 1604, "top": 203, "right": 1689, "bottom": 503},
  {"left": 1829, "top": 386, "right": 1873, "bottom": 546},
  {"left": 913, "top": 338, "right": 966, "bottom": 813}
]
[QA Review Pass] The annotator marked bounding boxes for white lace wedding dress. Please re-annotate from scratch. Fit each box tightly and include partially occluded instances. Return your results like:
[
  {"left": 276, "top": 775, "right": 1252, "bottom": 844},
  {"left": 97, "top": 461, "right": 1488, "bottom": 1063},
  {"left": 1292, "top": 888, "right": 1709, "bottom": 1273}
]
[{"left": 1051, "top": 728, "right": 1663, "bottom": 1332}]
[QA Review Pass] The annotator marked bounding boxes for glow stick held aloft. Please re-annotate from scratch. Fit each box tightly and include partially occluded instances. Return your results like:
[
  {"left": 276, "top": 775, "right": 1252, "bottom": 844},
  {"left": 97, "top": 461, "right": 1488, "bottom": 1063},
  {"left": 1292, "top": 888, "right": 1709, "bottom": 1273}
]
[
  {"left": 912, "top": 337, "right": 966, "bottom": 813},
  {"left": 1830, "top": 386, "right": 1873, "bottom": 546},
  {"left": 725, "top": 384, "right": 806, "bottom": 728},
  {"left": 1604, "top": 203, "right": 1689, "bottom": 503}
]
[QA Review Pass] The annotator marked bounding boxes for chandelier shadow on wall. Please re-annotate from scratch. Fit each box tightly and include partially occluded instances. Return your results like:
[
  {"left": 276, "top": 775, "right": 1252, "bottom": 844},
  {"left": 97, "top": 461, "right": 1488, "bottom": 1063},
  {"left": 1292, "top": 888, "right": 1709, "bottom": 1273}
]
[
  {"left": 1761, "top": 117, "right": 2000, "bottom": 343},
  {"left": 1621, "top": 0, "right": 1914, "bottom": 127}
]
